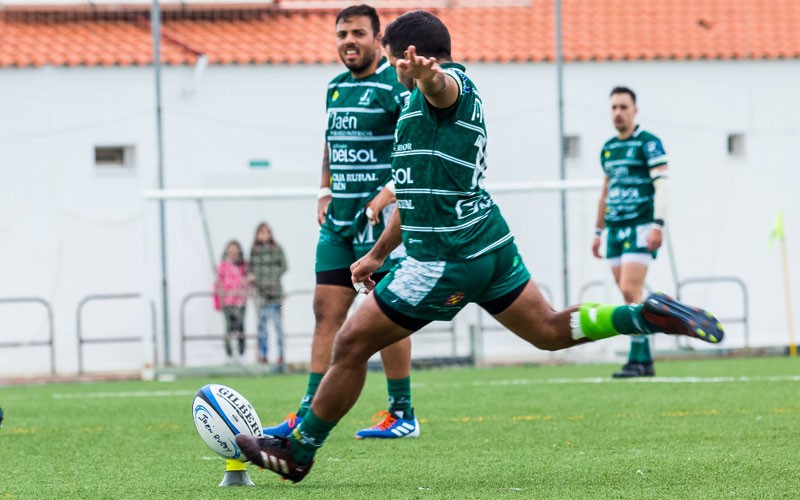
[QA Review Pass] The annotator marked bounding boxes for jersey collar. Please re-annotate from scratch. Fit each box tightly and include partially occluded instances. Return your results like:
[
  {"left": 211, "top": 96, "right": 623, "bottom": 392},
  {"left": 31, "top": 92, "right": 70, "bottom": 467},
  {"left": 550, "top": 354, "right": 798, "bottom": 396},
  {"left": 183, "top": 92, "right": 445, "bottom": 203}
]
[{"left": 440, "top": 62, "right": 466, "bottom": 71}]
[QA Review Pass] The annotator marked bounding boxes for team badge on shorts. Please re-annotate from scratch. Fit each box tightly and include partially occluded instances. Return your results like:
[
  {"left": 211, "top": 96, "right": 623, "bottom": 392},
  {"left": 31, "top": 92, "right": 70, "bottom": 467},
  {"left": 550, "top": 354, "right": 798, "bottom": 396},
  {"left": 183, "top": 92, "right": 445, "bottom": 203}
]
[{"left": 444, "top": 292, "right": 466, "bottom": 306}]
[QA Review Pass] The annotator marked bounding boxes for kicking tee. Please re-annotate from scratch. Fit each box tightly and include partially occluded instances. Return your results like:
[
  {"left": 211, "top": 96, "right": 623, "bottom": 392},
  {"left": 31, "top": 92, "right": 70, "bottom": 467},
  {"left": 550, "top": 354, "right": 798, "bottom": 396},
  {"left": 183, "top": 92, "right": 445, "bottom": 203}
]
[
  {"left": 391, "top": 63, "right": 513, "bottom": 262},
  {"left": 600, "top": 125, "right": 668, "bottom": 226}
]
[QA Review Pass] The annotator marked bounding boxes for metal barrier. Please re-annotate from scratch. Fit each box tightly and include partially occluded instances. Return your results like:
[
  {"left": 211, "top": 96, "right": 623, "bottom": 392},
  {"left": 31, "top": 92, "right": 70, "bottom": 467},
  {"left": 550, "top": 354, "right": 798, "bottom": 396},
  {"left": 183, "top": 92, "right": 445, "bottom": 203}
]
[
  {"left": 179, "top": 289, "right": 306, "bottom": 368},
  {"left": 677, "top": 276, "right": 749, "bottom": 348},
  {"left": 76, "top": 293, "right": 158, "bottom": 374},
  {"left": 180, "top": 289, "right": 462, "bottom": 368},
  {"left": 0, "top": 297, "right": 56, "bottom": 374}
]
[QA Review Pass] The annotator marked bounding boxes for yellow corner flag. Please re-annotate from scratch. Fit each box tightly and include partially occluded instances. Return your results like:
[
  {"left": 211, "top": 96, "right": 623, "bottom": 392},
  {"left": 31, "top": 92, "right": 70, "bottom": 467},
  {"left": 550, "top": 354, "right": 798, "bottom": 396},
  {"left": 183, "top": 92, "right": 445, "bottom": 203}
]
[
  {"left": 770, "top": 210, "right": 796, "bottom": 356},
  {"left": 769, "top": 210, "right": 785, "bottom": 251}
]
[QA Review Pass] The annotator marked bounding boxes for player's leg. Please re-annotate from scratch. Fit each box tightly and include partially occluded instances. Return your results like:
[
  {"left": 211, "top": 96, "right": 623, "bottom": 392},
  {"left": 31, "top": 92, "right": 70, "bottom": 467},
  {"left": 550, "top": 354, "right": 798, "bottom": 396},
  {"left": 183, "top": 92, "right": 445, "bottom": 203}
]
[
  {"left": 613, "top": 257, "right": 654, "bottom": 377},
  {"left": 261, "top": 278, "right": 356, "bottom": 436},
  {"left": 355, "top": 241, "right": 419, "bottom": 439},
  {"left": 263, "top": 233, "right": 358, "bottom": 437},
  {"left": 355, "top": 334, "right": 419, "bottom": 439},
  {"left": 237, "top": 294, "right": 418, "bottom": 482},
  {"left": 609, "top": 222, "right": 658, "bottom": 377},
  {"left": 485, "top": 246, "right": 721, "bottom": 351}
]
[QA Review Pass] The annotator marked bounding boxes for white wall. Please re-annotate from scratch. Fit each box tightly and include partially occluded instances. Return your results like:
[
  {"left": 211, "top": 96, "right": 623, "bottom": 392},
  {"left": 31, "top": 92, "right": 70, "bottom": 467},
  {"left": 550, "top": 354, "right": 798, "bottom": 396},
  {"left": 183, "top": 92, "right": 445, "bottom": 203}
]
[{"left": 0, "top": 59, "right": 797, "bottom": 374}]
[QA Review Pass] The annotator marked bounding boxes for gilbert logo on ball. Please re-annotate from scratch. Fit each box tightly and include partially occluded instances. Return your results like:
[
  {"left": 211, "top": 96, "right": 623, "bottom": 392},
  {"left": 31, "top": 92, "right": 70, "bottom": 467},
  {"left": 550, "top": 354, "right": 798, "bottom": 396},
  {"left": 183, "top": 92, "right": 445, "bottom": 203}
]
[{"left": 192, "top": 384, "right": 262, "bottom": 460}]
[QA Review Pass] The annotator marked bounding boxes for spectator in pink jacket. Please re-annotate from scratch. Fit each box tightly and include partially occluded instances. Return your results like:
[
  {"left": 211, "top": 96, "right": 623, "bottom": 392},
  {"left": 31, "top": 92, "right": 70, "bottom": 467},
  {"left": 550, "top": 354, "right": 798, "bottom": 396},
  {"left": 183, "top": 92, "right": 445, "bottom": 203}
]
[{"left": 214, "top": 240, "right": 248, "bottom": 363}]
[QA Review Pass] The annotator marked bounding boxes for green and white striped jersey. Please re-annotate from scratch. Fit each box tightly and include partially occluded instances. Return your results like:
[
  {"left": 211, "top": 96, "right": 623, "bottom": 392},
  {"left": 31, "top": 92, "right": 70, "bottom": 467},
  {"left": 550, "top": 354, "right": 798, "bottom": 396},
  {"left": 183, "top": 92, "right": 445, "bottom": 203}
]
[
  {"left": 391, "top": 63, "right": 513, "bottom": 262},
  {"left": 323, "top": 57, "right": 410, "bottom": 238},
  {"left": 600, "top": 125, "right": 668, "bottom": 226}
]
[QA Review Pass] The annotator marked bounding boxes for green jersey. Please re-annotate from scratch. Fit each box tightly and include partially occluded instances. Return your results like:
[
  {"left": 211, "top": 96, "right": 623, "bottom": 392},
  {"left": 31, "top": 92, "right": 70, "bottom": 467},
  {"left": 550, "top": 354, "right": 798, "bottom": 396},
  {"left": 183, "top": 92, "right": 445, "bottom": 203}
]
[
  {"left": 600, "top": 125, "right": 668, "bottom": 226},
  {"left": 391, "top": 63, "right": 513, "bottom": 262},
  {"left": 323, "top": 57, "right": 410, "bottom": 239}
]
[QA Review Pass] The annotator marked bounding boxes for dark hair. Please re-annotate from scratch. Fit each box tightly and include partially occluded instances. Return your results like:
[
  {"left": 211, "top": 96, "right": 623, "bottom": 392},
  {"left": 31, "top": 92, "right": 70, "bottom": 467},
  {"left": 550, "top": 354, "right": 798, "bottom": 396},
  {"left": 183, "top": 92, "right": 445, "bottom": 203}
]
[
  {"left": 610, "top": 86, "right": 637, "bottom": 104},
  {"left": 252, "top": 222, "right": 275, "bottom": 251},
  {"left": 336, "top": 4, "right": 380, "bottom": 35},
  {"left": 222, "top": 240, "right": 245, "bottom": 266},
  {"left": 382, "top": 10, "right": 451, "bottom": 61}
]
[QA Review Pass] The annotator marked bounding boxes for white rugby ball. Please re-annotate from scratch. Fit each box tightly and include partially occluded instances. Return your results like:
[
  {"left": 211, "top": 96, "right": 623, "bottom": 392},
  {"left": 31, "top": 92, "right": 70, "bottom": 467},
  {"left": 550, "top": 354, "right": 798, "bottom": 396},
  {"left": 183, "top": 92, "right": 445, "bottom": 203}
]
[{"left": 192, "top": 384, "right": 263, "bottom": 460}]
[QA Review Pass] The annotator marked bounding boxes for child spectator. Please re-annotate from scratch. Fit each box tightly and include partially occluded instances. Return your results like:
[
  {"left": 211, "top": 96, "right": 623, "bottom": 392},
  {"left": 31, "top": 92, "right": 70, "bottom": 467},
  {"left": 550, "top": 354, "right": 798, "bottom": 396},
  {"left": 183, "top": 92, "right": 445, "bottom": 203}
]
[{"left": 214, "top": 240, "right": 248, "bottom": 364}]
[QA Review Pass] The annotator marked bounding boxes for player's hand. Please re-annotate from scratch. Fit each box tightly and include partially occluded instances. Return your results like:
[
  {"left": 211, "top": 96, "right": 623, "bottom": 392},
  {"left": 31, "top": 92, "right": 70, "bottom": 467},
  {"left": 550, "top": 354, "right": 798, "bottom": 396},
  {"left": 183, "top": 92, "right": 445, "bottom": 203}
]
[
  {"left": 647, "top": 227, "right": 663, "bottom": 252},
  {"left": 396, "top": 45, "right": 443, "bottom": 83},
  {"left": 350, "top": 253, "right": 383, "bottom": 293},
  {"left": 592, "top": 236, "right": 603, "bottom": 259},
  {"left": 365, "top": 189, "right": 396, "bottom": 225},
  {"left": 317, "top": 195, "right": 331, "bottom": 226}
]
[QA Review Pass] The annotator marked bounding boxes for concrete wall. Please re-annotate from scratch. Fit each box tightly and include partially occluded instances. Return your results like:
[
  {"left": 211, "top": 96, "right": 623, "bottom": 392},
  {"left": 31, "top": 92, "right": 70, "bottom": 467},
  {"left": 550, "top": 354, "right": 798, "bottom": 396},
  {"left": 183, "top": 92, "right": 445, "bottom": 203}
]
[{"left": 0, "top": 59, "right": 797, "bottom": 374}]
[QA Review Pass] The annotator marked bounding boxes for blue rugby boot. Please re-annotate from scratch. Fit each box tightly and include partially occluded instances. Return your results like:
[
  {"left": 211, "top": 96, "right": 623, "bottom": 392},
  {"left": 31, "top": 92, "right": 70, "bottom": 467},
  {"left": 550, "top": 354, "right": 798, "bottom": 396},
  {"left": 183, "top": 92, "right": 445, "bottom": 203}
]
[
  {"left": 355, "top": 410, "right": 420, "bottom": 440},
  {"left": 262, "top": 412, "right": 302, "bottom": 438}
]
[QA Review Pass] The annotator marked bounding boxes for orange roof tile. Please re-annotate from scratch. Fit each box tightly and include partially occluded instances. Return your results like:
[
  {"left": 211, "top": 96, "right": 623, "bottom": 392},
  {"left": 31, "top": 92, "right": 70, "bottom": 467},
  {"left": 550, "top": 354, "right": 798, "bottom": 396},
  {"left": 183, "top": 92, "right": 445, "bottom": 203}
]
[{"left": 2, "top": 1, "right": 800, "bottom": 68}]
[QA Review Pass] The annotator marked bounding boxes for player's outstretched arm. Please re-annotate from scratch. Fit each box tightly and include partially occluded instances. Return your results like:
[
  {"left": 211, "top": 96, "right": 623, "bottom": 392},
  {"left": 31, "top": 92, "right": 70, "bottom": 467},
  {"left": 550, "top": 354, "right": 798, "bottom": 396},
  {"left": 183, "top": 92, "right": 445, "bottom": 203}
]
[
  {"left": 397, "top": 46, "right": 459, "bottom": 109},
  {"left": 351, "top": 208, "right": 402, "bottom": 292}
]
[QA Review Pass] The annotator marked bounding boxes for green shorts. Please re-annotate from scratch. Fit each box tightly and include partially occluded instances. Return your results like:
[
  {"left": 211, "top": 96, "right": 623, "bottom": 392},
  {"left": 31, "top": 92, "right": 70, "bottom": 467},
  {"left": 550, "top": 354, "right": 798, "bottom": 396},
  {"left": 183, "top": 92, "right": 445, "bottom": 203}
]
[
  {"left": 315, "top": 217, "right": 398, "bottom": 274},
  {"left": 374, "top": 242, "right": 530, "bottom": 324},
  {"left": 605, "top": 222, "right": 658, "bottom": 264}
]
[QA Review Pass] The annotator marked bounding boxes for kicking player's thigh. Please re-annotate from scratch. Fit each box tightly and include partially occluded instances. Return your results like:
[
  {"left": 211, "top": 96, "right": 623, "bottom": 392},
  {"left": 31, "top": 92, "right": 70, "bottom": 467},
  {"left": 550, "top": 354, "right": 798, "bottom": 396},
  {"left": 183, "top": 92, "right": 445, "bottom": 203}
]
[
  {"left": 331, "top": 294, "right": 413, "bottom": 365},
  {"left": 489, "top": 281, "right": 574, "bottom": 350}
]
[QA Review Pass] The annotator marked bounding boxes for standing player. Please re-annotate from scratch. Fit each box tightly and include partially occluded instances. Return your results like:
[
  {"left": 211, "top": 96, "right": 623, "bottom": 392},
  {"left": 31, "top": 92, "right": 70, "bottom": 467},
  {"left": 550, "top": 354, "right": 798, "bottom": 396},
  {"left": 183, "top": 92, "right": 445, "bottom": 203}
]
[
  {"left": 262, "top": 5, "right": 420, "bottom": 440},
  {"left": 238, "top": 11, "right": 723, "bottom": 482},
  {"left": 592, "top": 87, "right": 669, "bottom": 378}
]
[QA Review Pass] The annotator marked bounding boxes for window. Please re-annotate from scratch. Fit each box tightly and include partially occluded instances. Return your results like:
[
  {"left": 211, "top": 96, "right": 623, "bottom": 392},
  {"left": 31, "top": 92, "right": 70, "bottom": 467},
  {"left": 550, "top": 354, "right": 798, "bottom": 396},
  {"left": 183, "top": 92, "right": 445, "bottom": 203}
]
[
  {"left": 95, "top": 145, "right": 135, "bottom": 169},
  {"left": 727, "top": 133, "right": 745, "bottom": 157},
  {"left": 563, "top": 135, "right": 581, "bottom": 159}
]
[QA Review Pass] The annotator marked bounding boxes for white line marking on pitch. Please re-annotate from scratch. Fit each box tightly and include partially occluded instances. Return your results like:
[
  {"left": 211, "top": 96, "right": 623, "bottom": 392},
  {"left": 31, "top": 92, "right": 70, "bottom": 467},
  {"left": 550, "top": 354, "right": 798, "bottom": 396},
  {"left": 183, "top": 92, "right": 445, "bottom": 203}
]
[
  {"left": 52, "top": 390, "right": 194, "bottom": 399},
  {"left": 414, "top": 375, "right": 800, "bottom": 389},
  {"left": 46, "top": 376, "right": 800, "bottom": 398}
]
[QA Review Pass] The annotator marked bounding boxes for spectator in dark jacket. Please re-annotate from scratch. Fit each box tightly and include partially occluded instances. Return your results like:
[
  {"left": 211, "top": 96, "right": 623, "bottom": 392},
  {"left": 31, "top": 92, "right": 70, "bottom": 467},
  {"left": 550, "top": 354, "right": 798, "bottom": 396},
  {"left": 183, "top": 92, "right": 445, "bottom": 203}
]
[{"left": 248, "top": 222, "right": 288, "bottom": 365}]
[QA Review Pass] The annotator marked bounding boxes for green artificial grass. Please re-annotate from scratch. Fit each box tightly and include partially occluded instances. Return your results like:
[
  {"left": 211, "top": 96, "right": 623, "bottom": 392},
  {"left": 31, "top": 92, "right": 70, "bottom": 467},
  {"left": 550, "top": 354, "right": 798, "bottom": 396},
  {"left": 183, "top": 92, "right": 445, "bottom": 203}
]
[{"left": 1, "top": 357, "right": 798, "bottom": 499}]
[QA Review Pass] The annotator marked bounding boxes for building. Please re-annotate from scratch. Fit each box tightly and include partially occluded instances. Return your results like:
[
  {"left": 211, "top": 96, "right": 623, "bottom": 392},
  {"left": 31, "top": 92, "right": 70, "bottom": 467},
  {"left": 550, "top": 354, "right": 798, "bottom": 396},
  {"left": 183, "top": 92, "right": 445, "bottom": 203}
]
[{"left": 1, "top": 0, "right": 798, "bottom": 374}]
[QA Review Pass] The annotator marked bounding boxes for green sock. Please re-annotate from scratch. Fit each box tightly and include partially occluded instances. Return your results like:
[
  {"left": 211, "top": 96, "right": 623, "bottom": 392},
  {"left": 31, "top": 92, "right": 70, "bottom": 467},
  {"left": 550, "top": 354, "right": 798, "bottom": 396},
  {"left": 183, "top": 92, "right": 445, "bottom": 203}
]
[
  {"left": 297, "top": 372, "right": 323, "bottom": 418},
  {"left": 628, "top": 335, "right": 653, "bottom": 363},
  {"left": 575, "top": 303, "right": 649, "bottom": 340},
  {"left": 289, "top": 409, "right": 337, "bottom": 465},
  {"left": 387, "top": 377, "right": 413, "bottom": 417}
]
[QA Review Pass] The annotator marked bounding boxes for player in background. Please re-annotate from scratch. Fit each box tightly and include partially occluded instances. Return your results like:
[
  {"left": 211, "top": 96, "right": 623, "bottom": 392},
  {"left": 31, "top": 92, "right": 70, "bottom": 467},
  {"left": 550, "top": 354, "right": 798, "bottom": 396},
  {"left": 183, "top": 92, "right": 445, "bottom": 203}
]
[
  {"left": 592, "top": 87, "right": 669, "bottom": 378},
  {"left": 262, "top": 4, "right": 420, "bottom": 440},
  {"left": 238, "top": 10, "right": 724, "bottom": 482}
]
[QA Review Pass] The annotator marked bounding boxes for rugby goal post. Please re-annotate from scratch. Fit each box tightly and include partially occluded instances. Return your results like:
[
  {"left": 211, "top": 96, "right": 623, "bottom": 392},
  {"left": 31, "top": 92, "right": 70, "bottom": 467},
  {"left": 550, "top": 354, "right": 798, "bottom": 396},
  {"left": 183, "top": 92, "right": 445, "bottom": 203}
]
[{"left": 142, "top": 178, "right": 626, "bottom": 368}]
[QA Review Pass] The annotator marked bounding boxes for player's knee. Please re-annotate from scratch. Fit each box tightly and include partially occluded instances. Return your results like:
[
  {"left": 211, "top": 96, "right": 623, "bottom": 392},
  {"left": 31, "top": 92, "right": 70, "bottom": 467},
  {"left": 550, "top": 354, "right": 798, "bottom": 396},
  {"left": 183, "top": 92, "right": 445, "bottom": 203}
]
[
  {"left": 330, "top": 329, "right": 374, "bottom": 367},
  {"left": 521, "top": 313, "right": 564, "bottom": 351},
  {"left": 618, "top": 284, "right": 642, "bottom": 304},
  {"left": 313, "top": 299, "right": 348, "bottom": 327}
]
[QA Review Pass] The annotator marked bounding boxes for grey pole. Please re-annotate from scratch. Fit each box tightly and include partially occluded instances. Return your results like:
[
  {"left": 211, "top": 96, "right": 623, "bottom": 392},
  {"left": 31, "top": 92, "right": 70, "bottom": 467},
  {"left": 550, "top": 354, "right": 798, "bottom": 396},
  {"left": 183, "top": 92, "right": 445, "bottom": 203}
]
[
  {"left": 151, "top": 0, "right": 170, "bottom": 365},
  {"left": 555, "top": 0, "right": 568, "bottom": 307}
]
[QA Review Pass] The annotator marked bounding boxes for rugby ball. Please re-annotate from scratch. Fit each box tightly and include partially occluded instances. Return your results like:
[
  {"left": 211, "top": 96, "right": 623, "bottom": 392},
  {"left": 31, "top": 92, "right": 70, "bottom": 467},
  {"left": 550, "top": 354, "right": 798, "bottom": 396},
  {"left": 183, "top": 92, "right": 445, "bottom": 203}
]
[{"left": 192, "top": 384, "right": 263, "bottom": 460}]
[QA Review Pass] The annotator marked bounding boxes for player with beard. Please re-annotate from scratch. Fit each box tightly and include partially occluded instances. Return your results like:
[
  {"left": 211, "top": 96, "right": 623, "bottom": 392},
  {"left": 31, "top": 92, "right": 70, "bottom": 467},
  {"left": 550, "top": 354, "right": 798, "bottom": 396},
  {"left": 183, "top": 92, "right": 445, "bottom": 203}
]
[{"left": 262, "top": 4, "right": 420, "bottom": 441}]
